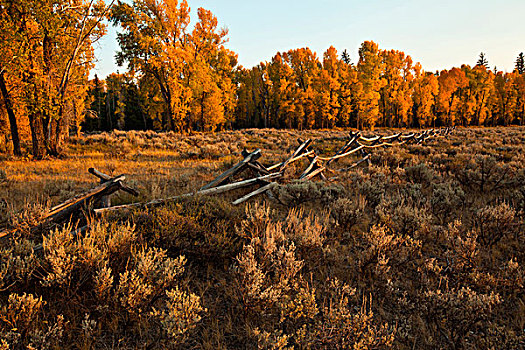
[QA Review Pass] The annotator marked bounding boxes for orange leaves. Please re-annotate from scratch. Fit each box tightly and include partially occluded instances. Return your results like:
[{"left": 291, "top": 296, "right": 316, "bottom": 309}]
[
  {"left": 436, "top": 67, "right": 469, "bottom": 125},
  {"left": 413, "top": 72, "right": 439, "bottom": 127},
  {"left": 380, "top": 49, "right": 414, "bottom": 127}
]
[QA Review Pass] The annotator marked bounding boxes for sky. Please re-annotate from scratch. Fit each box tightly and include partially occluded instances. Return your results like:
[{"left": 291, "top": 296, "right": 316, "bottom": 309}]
[{"left": 91, "top": 0, "right": 525, "bottom": 79}]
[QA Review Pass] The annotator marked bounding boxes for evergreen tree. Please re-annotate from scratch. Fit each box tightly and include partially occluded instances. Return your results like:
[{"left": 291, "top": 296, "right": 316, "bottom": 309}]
[
  {"left": 341, "top": 49, "right": 351, "bottom": 65},
  {"left": 476, "top": 52, "right": 489, "bottom": 69},
  {"left": 515, "top": 52, "right": 525, "bottom": 74},
  {"left": 83, "top": 75, "right": 107, "bottom": 132}
]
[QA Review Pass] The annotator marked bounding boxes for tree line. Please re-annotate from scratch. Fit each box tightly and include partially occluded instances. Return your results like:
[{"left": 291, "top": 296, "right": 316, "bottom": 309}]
[
  {"left": 235, "top": 46, "right": 525, "bottom": 130},
  {"left": 1, "top": 0, "right": 525, "bottom": 158}
]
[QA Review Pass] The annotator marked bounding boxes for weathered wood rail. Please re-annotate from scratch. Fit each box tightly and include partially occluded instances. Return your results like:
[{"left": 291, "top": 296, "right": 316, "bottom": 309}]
[
  {"left": 0, "top": 168, "right": 138, "bottom": 240},
  {"left": 95, "top": 126, "right": 454, "bottom": 213}
]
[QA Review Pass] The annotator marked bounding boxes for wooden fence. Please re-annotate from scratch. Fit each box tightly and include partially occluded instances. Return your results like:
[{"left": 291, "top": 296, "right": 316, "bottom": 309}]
[{"left": 0, "top": 127, "right": 454, "bottom": 240}]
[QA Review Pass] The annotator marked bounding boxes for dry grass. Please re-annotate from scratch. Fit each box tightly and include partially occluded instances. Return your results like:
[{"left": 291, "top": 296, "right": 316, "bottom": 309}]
[{"left": 1, "top": 126, "right": 525, "bottom": 349}]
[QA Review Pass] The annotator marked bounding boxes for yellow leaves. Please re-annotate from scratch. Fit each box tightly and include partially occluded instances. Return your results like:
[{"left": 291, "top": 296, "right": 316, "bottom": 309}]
[
  {"left": 356, "top": 41, "right": 385, "bottom": 128},
  {"left": 114, "top": 0, "right": 236, "bottom": 132},
  {"left": 1, "top": 293, "right": 45, "bottom": 331}
]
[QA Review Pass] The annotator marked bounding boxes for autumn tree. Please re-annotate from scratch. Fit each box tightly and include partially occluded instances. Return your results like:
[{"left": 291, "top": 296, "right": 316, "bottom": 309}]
[
  {"left": 0, "top": 0, "right": 112, "bottom": 158},
  {"left": 337, "top": 55, "right": 359, "bottom": 127},
  {"left": 490, "top": 72, "right": 518, "bottom": 126},
  {"left": 284, "top": 48, "right": 320, "bottom": 129},
  {"left": 460, "top": 65, "right": 493, "bottom": 126},
  {"left": 513, "top": 73, "right": 525, "bottom": 125},
  {"left": 314, "top": 46, "right": 341, "bottom": 128},
  {"left": 380, "top": 49, "right": 414, "bottom": 127},
  {"left": 234, "top": 62, "right": 278, "bottom": 129},
  {"left": 412, "top": 64, "right": 438, "bottom": 127},
  {"left": 113, "top": 1, "right": 236, "bottom": 132},
  {"left": 112, "top": 0, "right": 191, "bottom": 131},
  {"left": 235, "top": 66, "right": 259, "bottom": 128},
  {"left": 356, "top": 41, "right": 384, "bottom": 129},
  {"left": 272, "top": 52, "right": 300, "bottom": 129},
  {"left": 38, "top": 0, "right": 110, "bottom": 156},
  {"left": 0, "top": 1, "right": 22, "bottom": 155},
  {"left": 437, "top": 68, "right": 469, "bottom": 125}
]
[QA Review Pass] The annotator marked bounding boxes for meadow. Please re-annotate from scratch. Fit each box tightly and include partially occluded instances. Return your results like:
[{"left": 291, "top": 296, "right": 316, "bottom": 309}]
[{"left": 0, "top": 126, "right": 524, "bottom": 349}]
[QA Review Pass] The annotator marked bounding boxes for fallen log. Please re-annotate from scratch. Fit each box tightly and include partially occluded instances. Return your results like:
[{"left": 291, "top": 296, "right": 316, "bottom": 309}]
[
  {"left": 358, "top": 148, "right": 371, "bottom": 167},
  {"left": 327, "top": 136, "right": 359, "bottom": 166},
  {"left": 0, "top": 176, "right": 126, "bottom": 241},
  {"left": 381, "top": 133, "right": 402, "bottom": 141},
  {"left": 400, "top": 133, "right": 416, "bottom": 140},
  {"left": 301, "top": 166, "right": 326, "bottom": 181},
  {"left": 246, "top": 161, "right": 270, "bottom": 175},
  {"left": 252, "top": 160, "right": 270, "bottom": 173},
  {"left": 340, "top": 154, "right": 371, "bottom": 171},
  {"left": 356, "top": 141, "right": 394, "bottom": 149},
  {"left": 328, "top": 155, "right": 372, "bottom": 181},
  {"left": 94, "top": 172, "right": 283, "bottom": 215},
  {"left": 358, "top": 135, "right": 382, "bottom": 143},
  {"left": 299, "top": 156, "right": 319, "bottom": 179},
  {"left": 317, "top": 144, "right": 365, "bottom": 162}
]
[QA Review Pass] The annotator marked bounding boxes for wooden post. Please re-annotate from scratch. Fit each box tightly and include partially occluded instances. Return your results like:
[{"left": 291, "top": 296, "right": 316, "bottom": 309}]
[
  {"left": 275, "top": 139, "right": 312, "bottom": 172},
  {"left": 43, "top": 175, "right": 126, "bottom": 224},
  {"left": 88, "top": 168, "right": 139, "bottom": 197},
  {"left": 200, "top": 149, "right": 261, "bottom": 190}
]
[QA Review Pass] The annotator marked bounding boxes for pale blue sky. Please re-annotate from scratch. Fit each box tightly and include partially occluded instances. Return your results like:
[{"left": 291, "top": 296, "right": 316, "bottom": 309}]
[{"left": 91, "top": 0, "right": 525, "bottom": 78}]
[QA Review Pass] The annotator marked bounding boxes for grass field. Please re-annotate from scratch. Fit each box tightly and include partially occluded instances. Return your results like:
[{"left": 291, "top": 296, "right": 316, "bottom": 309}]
[{"left": 1, "top": 127, "right": 524, "bottom": 349}]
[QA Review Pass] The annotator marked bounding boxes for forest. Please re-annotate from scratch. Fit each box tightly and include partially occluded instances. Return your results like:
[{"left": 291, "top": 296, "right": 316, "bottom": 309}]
[{"left": 1, "top": 0, "right": 525, "bottom": 159}]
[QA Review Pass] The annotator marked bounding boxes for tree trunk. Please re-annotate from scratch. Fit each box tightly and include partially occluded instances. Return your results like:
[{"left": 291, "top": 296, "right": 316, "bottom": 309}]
[
  {"left": 28, "top": 112, "right": 45, "bottom": 159},
  {"left": 0, "top": 71, "right": 21, "bottom": 156},
  {"left": 50, "top": 116, "right": 64, "bottom": 156}
]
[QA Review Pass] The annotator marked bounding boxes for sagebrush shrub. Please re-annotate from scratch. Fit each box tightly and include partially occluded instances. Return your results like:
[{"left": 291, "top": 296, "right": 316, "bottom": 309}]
[
  {"left": 443, "top": 220, "right": 479, "bottom": 272},
  {"left": 474, "top": 202, "right": 518, "bottom": 247},
  {"left": 405, "top": 163, "right": 435, "bottom": 186},
  {"left": 0, "top": 170, "right": 7, "bottom": 185},
  {"left": 330, "top": 197, "right": 365, "bottom": 230},
  {"left": 0, "top": 238, "right": 37, "bottom": 290},
  {"left": 284, "top": 207, "right": 330, "bottom": 248},
  {"left": 430, "top": 182, "right": 465, "bottom": 224},
  {"left": 357, "top": 172, "right": 387, "bottom": 208},
  {"left": 376, "top": 194, "right": 432, "bottom": 238},
  {"left": 274, "top": 181, "right": 343, "bottom": 206},
  {"left": 422, "top": 287, "right": 501, "bottom": 348}
]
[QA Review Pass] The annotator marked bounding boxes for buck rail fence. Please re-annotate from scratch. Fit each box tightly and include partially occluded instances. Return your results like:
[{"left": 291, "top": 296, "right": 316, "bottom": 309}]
[{"left": 0, "top": 127, "right": 454, "bottom": 242}]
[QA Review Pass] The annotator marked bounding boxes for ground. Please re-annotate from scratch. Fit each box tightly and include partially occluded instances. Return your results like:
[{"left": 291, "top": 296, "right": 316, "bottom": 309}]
[{"left": 0, "top": 127, "right": 524, "bottom": 349}]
